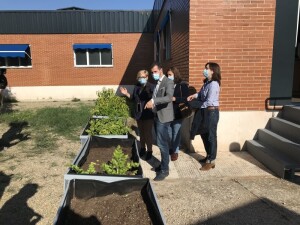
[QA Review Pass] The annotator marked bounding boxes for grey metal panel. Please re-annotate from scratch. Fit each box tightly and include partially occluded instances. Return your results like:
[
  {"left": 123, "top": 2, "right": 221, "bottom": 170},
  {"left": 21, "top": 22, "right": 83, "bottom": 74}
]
[
  {"left": 0, "top": 10, "right": 154, "bottom": 34},
  {"left": 270, "top": 0, "right": 298, "bottom": 98}
]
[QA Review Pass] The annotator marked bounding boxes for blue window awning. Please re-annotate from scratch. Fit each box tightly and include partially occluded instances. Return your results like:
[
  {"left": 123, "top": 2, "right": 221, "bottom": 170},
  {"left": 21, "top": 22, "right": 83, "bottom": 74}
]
[
  {"left": 73, "top": 44, "right": 112, "bottom": 50},
  {"left": 0, "top": 44, "right": 29, "bottom": 57}
]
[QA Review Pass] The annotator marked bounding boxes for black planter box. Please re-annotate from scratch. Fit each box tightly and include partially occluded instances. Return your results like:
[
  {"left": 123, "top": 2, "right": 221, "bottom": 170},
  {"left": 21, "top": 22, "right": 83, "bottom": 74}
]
[
  {"left": 54, "top": 178, "right": 166, "bottom": 225},
  {"left": 65, "top": 135, "right": 143, "bottom": 188},
  {"left": 80, "top": 117, "right": 129, "bottom": 146}
]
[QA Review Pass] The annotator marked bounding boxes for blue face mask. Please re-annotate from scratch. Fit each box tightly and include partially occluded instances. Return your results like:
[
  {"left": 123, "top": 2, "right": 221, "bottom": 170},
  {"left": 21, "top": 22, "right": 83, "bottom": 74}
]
[
  {"left": 138, "top": 78, "right": 147, "bottom": 85},
  {"left": 203, "top": 69, "right": 209, "bottom": 78},
  {"left": 168, "top": 76, "right": 174, "bottom": 81},
  {"left": 152, "top": 73, "right": 160, "bottom": 81}
]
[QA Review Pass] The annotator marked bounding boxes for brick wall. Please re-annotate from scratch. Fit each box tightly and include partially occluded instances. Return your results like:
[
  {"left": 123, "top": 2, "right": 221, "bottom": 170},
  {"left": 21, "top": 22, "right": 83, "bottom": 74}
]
[
  {"left": 189, "top": 0, "right": 276, "bottom": 110},
  {"left": 1, "top": 33, "right": 153, "bottom": 86}
]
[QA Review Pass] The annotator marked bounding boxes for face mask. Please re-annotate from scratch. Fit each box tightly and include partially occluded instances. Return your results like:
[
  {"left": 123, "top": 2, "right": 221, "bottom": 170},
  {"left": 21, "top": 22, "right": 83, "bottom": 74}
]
[
  {"left": 152, "top": 73, "right": 160, "bottom": 81},
  {"left": 203, "top": 69, "right": 209, "bottom": 78},
  {"left": 168, "top": 76, "right": 174, "bottom": 81},
  {"left": 138, "top": 78, "right": 147, "bottom": 85}
]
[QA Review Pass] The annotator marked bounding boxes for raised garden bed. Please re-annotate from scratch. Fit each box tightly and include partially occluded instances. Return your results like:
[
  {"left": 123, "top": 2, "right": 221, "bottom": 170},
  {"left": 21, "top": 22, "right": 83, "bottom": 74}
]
[
  {"left": 54, "top": 179, "right": 166, "bottom": 225},
  {"left": 65, "top": 135, "right": 142, "bottom": 187},
  {"left": 80, "top": 117, "right": 130, "bottom": 146}
]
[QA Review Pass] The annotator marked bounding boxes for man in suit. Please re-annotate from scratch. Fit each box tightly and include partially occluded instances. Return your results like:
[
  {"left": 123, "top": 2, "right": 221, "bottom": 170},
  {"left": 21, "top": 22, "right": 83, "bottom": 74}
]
[{"left": 145, "top": 62, "right": 174, "bottom": 181}]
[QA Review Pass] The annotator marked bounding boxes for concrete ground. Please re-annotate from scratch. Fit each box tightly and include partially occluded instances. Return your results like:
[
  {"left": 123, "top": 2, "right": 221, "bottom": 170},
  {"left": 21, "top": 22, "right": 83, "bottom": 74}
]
[{"left": 139, "top": 136, "right": 300, "bottom": 225}]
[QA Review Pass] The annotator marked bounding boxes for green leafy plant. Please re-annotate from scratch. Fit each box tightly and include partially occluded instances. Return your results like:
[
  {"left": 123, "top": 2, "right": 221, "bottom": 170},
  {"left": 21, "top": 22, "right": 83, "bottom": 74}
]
[
  {"left": 69, "top": 162, "right": 97, "bottom": 174},
  {"left": 91, "top": 88, "right": 129, "bottom": 117},
  {"left": 101, "top": 145, "right": 139, "bottom": 175},
  {"left": 85, "top": 117, "right": 131, "bottom": 135}
]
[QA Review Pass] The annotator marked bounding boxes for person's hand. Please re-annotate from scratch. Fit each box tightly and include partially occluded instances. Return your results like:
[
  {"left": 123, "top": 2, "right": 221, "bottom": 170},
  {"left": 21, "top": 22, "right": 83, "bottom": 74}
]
[
  {"left": 145, "top": 100, "right": 154, "bottom": 109},
  {"left": 172, "top": 97, "right": 176, "bottom": 101},
  {"left": 120, "top": 87, "right": 128, "bottom": 96},
  {"left": 187, "top": 94, "right": 195, "bottom": 101}
]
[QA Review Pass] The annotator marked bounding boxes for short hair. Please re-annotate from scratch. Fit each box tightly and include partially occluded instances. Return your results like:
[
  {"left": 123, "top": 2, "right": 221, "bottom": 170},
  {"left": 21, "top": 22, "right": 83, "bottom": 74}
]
[
  {"left": 150, "top": 61, "right": 162, "bottom": 70},
  {"left": 136, "top": 70, "right": 149, "bottom": 79}
]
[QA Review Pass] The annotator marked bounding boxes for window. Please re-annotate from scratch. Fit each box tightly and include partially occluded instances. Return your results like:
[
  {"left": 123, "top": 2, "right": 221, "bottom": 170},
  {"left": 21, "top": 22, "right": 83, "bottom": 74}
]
[
  {"left": 163, "top": 19, "right": 171, "bottom": 60},
  {"left": 0, "top": 44, "right": 32, "bottom": 68},
  {"left": 73, "top": 44, "right": 113, "bottom": 67},
  {"left": 154, "top": 11, "right": 171, "bottom": 63}
]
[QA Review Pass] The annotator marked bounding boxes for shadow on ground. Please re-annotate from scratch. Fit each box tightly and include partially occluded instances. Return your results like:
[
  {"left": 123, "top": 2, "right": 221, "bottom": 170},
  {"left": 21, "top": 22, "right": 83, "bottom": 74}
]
[
  {"left": 0, "top": 183, "right": 42, "bottom": 225},
  {"left": 0, "top": 172, "right": 12, "bottom": 199},
  {"left": 0, "top": 121, "right": 30, "bottom": 151}
]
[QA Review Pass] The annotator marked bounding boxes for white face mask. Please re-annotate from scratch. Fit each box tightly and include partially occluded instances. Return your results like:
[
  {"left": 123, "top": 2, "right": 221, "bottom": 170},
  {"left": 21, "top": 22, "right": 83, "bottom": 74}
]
[
  {"left": 168, "top": 76, "right": 174, "bottom": 81},
  {"left": 152, "top": 73, "right": 160, "bottom": 80},
  {"left": 138, "top": 78, "right": 147, "bottom": 85},
  {"left": 203, "top": 69, "right": 209, "bottom": 78}
]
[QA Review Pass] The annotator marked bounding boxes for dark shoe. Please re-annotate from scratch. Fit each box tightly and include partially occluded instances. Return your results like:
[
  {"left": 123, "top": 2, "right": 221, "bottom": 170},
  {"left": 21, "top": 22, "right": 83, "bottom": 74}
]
[
  {"left": 139, "top": 148, "right": 146, "bottom": 157},
  {"left": 154, "top": 170, "right": 169, "bottom": 181},
  {"left": 199, "top": 157, "right": 207, "bottom": 163},
  {"left": 151, "top": 165, "right": 161, "bottom": 172},
  {"left": 171, "top": 153, "right": 178, "bottom": 161},
  {"left": 169, "top": 148, "right": 173, "bottom": 155},
  {"left": 200, "top": 163, "right": 215, "bottom": 171},
  {"left": 145, "top": 151, "right": 153, "bottom": 160}
]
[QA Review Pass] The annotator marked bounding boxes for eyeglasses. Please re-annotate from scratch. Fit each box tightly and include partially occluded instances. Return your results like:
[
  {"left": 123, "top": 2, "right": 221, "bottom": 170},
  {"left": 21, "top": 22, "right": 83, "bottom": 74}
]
[{"left": 138, "top": 76, "right": 147, "bottom": 79}]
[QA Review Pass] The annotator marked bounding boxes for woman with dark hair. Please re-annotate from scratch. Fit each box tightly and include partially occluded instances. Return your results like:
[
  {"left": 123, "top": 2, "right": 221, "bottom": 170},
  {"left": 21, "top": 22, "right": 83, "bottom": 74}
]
[
  {"left": 0, "top": 69, "right": 8, "bottom": 108},
  {"left": 187, "top": 62, "right": 221, "bottom": 170},
  {"left": 167, "top": 67, "right": 189, "bottom": 161}
]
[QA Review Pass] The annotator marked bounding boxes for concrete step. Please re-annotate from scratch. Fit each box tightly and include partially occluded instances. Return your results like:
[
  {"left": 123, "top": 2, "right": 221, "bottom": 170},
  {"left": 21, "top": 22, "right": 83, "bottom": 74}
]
[
  {"left": 267, "top": 117, "right": 300, "bottom": 144},
  {"left": 246, "top": 140, "right": 299, "bottom": 178},
  {"left": 256, "top": 129, "right": 300, "bottom": 162},
  {"left": 280, "top": 106, "right": 300, "bottom": 125}
]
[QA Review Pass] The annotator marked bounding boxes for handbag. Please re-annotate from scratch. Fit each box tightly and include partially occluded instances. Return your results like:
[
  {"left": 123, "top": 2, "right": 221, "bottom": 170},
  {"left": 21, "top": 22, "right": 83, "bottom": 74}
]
[{"left": 178, "top": 84, "right": 192, "bottom": 119}]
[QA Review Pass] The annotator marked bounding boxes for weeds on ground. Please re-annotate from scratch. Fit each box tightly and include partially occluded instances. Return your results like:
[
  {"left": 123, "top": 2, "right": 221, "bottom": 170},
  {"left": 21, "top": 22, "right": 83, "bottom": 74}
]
[{"left": 0, "top": 103, "right": 92, "bottom": 152}]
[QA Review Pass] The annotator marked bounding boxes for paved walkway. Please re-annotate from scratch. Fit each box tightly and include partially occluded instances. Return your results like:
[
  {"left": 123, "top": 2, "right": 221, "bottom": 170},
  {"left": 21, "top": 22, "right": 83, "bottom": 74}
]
[{"left": 139, "top": 137, "right": 300, "bottom": 225}]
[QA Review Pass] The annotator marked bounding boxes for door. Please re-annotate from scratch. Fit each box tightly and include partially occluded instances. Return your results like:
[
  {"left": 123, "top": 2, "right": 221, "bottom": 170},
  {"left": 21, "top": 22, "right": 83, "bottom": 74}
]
[{"left": 270, "top": 0, "right": 299, "bottom": 104}]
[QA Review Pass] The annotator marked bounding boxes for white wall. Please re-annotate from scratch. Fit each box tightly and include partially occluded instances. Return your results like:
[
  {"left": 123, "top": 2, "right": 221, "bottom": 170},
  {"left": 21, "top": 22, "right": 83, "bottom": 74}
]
[
  {"left": 6, "top": 85, "right": 135, "bottom": 101},
  {"left": 190, "top": 111, "right": 277, "bottom": 152}
]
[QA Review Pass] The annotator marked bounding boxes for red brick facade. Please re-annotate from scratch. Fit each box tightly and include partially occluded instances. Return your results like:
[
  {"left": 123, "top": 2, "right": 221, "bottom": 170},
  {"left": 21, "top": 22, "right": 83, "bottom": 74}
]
[
  {"left": 2, "top": 0, "right": 277, "bottom": 110},
  {"left": 1, "top": 33, "right": 153, "bottom": 86},
  {"left": 189, "top": 0, "right": 276, "bottom": 110}
]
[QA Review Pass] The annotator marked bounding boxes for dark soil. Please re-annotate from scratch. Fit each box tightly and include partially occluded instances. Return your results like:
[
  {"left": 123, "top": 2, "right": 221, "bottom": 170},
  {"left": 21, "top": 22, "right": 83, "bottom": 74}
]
[
  {"left": 80, "top": 146, "right": 133, "bottom": 174},
  {"left": 65, "top": 190, "right": 153, "bottom": 225}
]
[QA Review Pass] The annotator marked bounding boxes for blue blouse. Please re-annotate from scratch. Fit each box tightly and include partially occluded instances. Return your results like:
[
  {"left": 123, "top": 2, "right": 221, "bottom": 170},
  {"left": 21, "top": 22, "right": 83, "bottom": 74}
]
[{"left": 196, "top": 80, "right": 220, "bottom": 108}]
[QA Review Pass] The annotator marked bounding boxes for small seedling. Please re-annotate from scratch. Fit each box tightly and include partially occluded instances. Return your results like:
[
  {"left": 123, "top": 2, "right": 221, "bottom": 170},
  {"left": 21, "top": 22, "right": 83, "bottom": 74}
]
[
  {"left": 101, "top": 145, "right": 139, "bottom": 175},
  {"left": 69, "top": 162, "right": 97, "bottom": 174}
]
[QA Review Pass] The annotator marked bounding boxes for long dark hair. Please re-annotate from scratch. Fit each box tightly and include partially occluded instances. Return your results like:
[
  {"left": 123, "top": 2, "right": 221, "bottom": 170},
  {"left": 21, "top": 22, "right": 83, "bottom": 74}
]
[{"left": 205, "top": 62, "right": 221, "bottom": 86}]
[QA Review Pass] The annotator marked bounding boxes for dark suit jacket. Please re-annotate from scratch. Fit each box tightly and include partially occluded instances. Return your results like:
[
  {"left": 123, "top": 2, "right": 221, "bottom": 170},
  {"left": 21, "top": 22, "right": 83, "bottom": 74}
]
[
  {"left": 0, "top": 75, "right": 7, "bottom": 89},
  {"left": 173, "top": 82, "right": 190, "bottom": 119},
  {"left": 131, "top": 82, "right": 155, "bottom": 120}
]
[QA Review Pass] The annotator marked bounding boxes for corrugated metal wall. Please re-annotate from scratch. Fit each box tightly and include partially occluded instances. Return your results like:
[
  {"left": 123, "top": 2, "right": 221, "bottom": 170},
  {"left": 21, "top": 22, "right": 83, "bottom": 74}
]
[
  {"left": 0, "top": 10, "right": 154, "bottom": 34},
  {"left": 153, "top": 0, "right": 165, "bottom": 27}
]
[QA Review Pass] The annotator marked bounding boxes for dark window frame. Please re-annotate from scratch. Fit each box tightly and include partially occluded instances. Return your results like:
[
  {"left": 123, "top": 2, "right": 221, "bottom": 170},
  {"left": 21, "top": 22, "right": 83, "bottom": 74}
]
[
  {"left": 73, "top": 44, "right": 113, "bottom": 67},
  {"left": 0, "top": 44, "right": 32, "bottom": 68}
]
